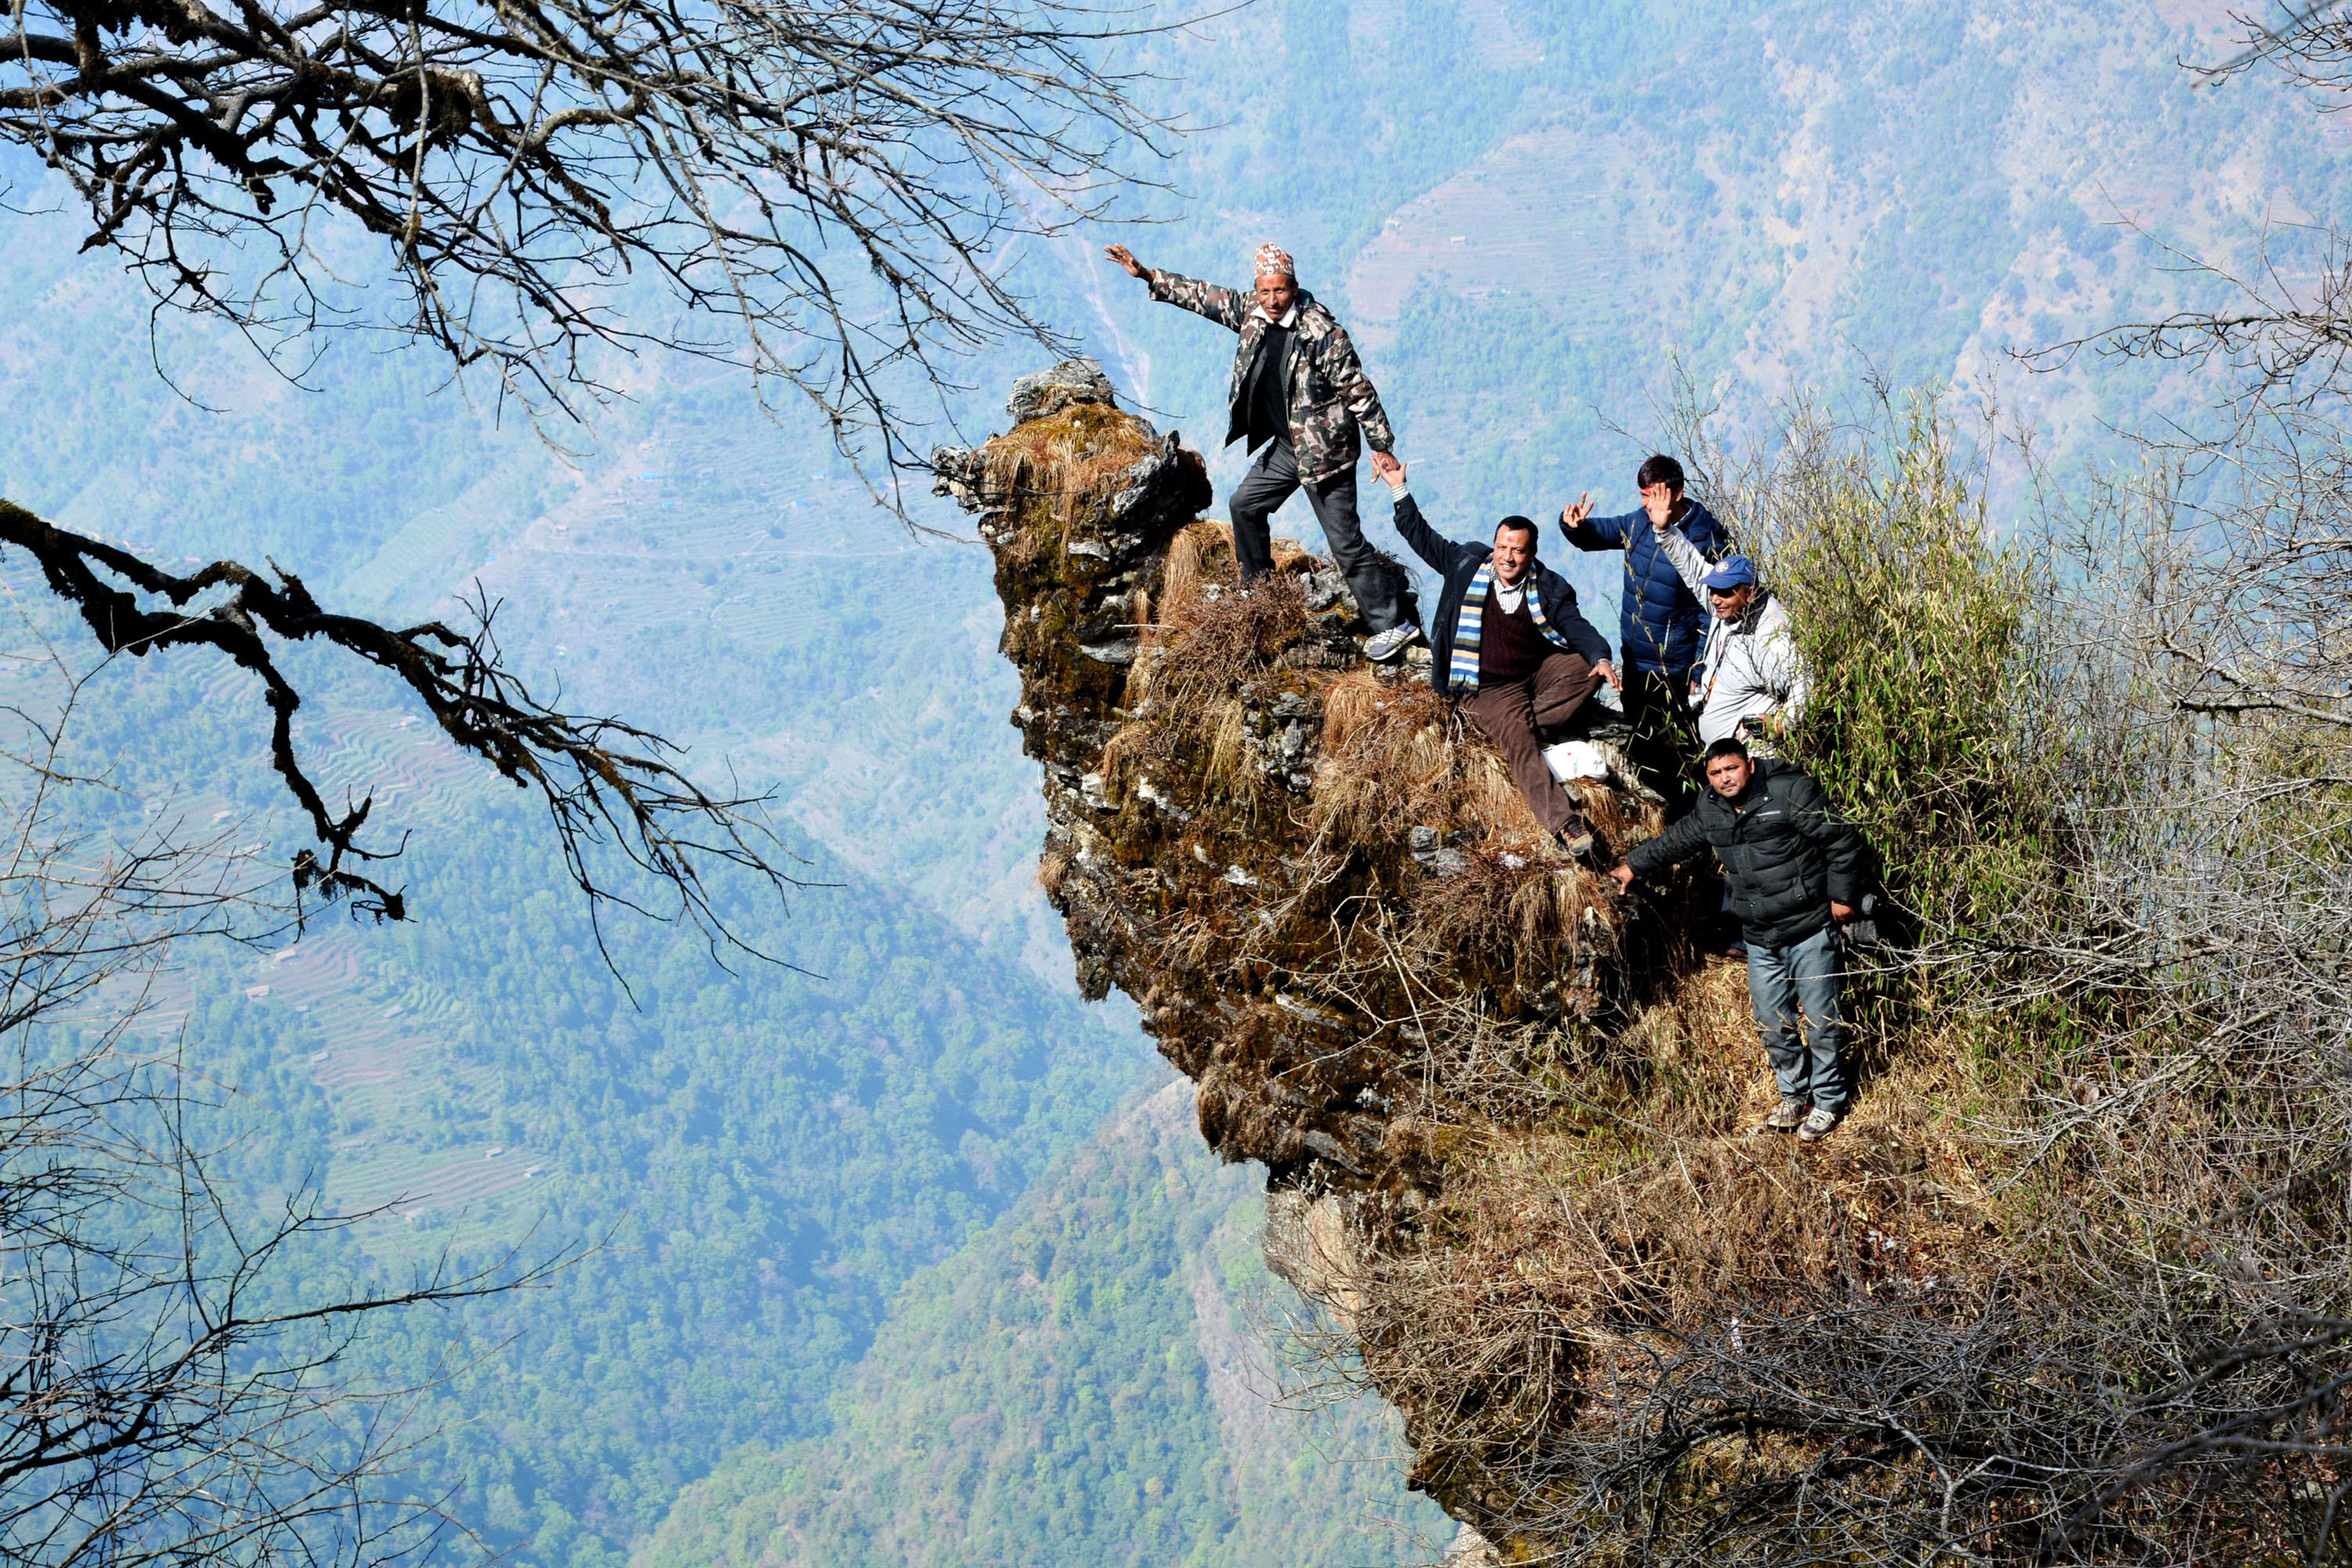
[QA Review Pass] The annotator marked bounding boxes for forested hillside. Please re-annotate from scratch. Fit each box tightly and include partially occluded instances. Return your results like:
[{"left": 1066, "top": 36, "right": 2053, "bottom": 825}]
[{"left": 635, "top": 1084, "right": 1437, "bottom": 1568}]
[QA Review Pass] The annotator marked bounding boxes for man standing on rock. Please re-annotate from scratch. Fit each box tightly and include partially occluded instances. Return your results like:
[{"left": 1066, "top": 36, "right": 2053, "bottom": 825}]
[
  {"left": 1610, "top": 738, "right": 1867, "bottom": 1142},
  {"left": 1560, "top": 456, "right": 1729, "bottom": 806},
  {"left": 1104, "top": 241, "right": 1420, "bottom": 662},
  {"left": 1382, "top": 460, "right": 1618, "bottom": 860}
]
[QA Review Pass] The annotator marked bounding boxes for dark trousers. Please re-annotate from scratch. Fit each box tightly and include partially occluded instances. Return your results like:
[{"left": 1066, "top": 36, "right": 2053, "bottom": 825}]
[
  {"left": 1229, "top": 440, "right": 1406, "bottom": 635},
  {"left": 1748, "top": 923, "right": 1847, "bottom": 1110},
  {"left": 1459, "top": 652, "right": 1602, "bottom": 835},
  {"left": 1621, "top": 665, "right": 1702, "bottom": 814}
]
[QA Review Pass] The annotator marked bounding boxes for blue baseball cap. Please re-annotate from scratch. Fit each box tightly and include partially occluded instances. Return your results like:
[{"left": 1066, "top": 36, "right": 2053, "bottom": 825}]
[{"left": 1701, "top": 554, "right": 1758, "bottom": 590}]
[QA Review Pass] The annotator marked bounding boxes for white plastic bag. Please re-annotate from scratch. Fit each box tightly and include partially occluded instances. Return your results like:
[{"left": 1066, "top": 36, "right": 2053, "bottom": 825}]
[{"left": 1543, "top": 739, "right": 1613, "bottom": 784}]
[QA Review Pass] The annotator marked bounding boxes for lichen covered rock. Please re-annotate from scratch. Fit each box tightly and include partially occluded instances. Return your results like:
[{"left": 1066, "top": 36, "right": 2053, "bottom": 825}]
[{"left": 937, "top": 361, "right": 1668, "bottom": 1197}]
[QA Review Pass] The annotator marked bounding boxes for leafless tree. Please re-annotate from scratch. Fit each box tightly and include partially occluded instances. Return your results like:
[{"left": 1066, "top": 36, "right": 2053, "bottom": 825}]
[
  {"left": 0, "top": 499, "right": 799, "bottom": 967},
  {"left": 2026, "top": 3, "right": 2352, "bottom": 402},
  {"left": 0, "top": 630, "right": 569, "bottom": 1568},
  {"left": 0, "top": 0, "right": 1177, "bottom": 464}
]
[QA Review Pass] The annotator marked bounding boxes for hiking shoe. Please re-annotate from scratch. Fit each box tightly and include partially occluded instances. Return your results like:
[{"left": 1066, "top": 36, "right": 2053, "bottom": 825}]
[
  {"left": 1364, "top": 623, "right": 1422, "bottom": 662},
  {"left": 1555, "top": 814, "right": 1596, "bottom": 864},
  {"left": 1796, "top": 1107, "right": 1842, "bottom": 1142},
  {"left": 1766, "top": 1100, "right": 1808, "bottom": 1133}
]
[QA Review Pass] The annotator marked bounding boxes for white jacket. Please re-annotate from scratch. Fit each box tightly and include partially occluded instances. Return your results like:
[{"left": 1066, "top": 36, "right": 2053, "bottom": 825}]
[{"left": 1657, "top": 528, "right": 1808, "bottom": 746}]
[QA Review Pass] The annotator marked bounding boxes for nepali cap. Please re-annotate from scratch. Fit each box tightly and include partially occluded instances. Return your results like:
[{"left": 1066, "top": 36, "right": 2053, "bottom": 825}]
[{"left": 1254, "top": 244, "right": 1295, "bottom": 280}]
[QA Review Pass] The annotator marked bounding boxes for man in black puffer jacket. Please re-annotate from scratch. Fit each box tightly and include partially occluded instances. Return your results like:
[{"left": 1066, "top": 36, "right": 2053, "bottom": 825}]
[{"left": 1610, "top": 737, "right": 1870, "bottom": 1142}]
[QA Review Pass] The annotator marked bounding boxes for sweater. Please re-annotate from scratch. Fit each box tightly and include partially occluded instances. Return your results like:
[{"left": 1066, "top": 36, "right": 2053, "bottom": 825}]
[{"left": 1390, "top": 491, "right": 1611, "bottom": 686}]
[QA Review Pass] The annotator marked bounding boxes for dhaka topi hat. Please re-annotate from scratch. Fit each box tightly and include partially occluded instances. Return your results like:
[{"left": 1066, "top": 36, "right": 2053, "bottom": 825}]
[{"left": 1254, "top": 243, "right": 1295, "bottom": 280}]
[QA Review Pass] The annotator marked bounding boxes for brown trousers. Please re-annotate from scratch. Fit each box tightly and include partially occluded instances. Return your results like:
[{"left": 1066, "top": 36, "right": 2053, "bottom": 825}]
[{"left": 1460, "top": 652, "right": 1602, "bottom": 835}]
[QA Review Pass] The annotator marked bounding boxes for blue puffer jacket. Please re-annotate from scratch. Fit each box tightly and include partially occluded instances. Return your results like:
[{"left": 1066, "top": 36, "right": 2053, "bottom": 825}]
[{"left": 1562, "top": 499, "right": 1729, "bottom": 676}]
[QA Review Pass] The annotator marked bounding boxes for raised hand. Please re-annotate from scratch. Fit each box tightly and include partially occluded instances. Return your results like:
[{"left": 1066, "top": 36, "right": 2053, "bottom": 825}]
[
  {"left": 1560, "top": 492, "right": 1594, "bottom": 530},
  {"left": 1103, "top": 243, "right": 1149, "bottom": 279}
]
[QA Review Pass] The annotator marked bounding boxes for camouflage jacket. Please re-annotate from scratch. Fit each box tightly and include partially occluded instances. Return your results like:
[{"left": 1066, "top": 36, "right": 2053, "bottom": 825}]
[{"left": 1146, "top": 271, "right": 1396, "bottom": 487}]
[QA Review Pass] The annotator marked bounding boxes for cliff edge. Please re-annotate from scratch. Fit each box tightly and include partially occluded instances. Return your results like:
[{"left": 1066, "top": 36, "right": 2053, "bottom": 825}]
[{"left": 936, "top": 361, "right": 1986, "bottom": 1554}]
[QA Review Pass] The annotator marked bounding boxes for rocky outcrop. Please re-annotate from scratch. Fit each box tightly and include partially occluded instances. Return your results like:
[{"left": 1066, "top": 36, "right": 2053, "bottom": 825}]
[
  {"left": 940, "top": 361, "right": 2256, "bottom": 1566},
  {"left": 936, "top": 358, "right": 1671, "bottom": 1205},
  {"left": 936, "top": 361, "right": 2005, "bottom": 1556}
]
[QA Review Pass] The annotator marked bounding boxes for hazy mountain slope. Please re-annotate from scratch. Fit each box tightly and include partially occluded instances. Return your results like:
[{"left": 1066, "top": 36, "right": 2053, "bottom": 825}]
[
  {"left": 1069, "top": 0, "right": 2319, "bottom": 604},
  {"left": 0, "top": 608, "right": 1156, "bottom": 1563},
  {"left": 631, "top": 1082, "right": 1446, "bottom": 1568}
]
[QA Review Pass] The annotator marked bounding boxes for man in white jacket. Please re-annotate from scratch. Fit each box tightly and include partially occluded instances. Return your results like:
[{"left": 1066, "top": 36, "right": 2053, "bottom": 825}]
[{"left": 1654, "top": 530, "right": 1806, "bottom": 750}]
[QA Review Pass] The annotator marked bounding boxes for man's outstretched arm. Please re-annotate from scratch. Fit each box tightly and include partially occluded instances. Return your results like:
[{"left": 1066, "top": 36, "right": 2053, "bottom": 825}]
[
  {"left": 1654, "top": 523, "right": 1715, "bottom": 603},
  {"left": 1559, "top": 495, "right": 1632, "bottom": 552},
  {"left": 1380, "top": 462, "right": 1468, "bottom": 575},
  {"left": 1103, "top": 244, "right": 1247, "bottom": 331},
  {"left": 1615, "top": 808, "right": 1711, "bottom": 888}
]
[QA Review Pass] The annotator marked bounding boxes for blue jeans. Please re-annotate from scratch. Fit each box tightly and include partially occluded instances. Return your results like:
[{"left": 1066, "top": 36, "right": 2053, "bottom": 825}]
[{"left": 1747, "top": 923, "right": 1847, "bottom": 1111}]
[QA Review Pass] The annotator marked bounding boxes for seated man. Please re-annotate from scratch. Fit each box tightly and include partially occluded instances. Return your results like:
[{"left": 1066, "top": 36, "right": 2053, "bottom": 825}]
[
  {"left": 1384, "top": 460, "right": 1618, "bottom": 858},
  {"left": 1609, "top": 738, "right": 1868, "bottom": 1142},
  {"left": 1650, "top": 536, "right": 1806, "bottom": 750}
]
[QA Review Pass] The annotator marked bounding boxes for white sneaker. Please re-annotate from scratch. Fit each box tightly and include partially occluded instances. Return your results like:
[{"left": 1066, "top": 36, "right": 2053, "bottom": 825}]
[{"left": 1364, "top": 624, "right": 1422, "bottom": 662}]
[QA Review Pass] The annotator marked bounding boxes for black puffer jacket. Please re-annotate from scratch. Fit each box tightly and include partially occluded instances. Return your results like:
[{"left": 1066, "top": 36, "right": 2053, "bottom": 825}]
[{"left": 1624, "top": 760, "right": 1867, "bottom": 948}]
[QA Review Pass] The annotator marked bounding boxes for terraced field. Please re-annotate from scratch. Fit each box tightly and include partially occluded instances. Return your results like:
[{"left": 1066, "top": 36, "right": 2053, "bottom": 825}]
[{"left": 241, "top": 936, "right": 542, "bottom": 1227}]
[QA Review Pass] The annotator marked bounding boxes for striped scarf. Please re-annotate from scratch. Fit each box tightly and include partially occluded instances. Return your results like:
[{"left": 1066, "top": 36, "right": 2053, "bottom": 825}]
[{"left": 1446, "top": 561, "right": 1577, "bottom": 695}]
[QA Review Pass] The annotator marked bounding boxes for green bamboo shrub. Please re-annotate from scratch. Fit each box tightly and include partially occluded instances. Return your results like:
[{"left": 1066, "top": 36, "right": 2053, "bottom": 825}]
[{"left": 1733, "top": 394, "right": 2056, "bottom": 929}]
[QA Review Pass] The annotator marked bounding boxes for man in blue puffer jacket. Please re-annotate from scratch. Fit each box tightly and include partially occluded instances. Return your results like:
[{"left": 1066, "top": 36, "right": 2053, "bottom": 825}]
[{"left": 1560, "top": 454, "right": 1728, "bottom": 808}]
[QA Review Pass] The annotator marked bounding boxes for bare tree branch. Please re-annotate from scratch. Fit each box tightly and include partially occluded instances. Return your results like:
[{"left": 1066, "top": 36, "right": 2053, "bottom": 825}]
[
  {"left": 0, "top": 497, "right": 804, "bottom": 966},
  {"left": 0, "top": 0, "right": 1185, "bottom": 482}
]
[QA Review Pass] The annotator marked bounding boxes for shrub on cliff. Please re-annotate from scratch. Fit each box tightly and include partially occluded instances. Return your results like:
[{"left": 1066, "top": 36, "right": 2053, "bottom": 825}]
[
  {"left": 1338, "top": 392, "right": 2352, "bottom": 1565},
  {"left": 1737, "top": 395, "right": 2053, "bottom": 933}
]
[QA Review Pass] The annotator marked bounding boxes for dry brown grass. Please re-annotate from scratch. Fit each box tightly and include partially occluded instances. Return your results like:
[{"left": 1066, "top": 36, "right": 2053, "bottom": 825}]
[
  {"left": 1307, "top": 677, "right": 1555, "bottom": 852},
  {"left": 1095, "top": 720, "right": 1172, "bottom": 807},
  {"left": 985, "top": 402, "right": 1159, "bottom": 521},
  {"left": 1316, "top": 666, "right": 1388, "bottom": 749},
  {"left": 1427, "top": 964, "right": 2001, "bottom": 1305},
  {"left": 1130, "top": 568, "right": 1311, "bottom": 720},
  {"left": 1155, "top": 520, "right": 1229, "bottom": 627},
  {"left": 1570, "top": 770, "right": 1664, "bottom": 854},
  {"left": 1406, "top": 858, "right": 1620, "bottom": 996},
  {"left": 981, "top": 404, "right": 1163, "bottom": 578},
  {"left": 1344, "top": 975, "right": 2024, "bottom": 1547}
]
